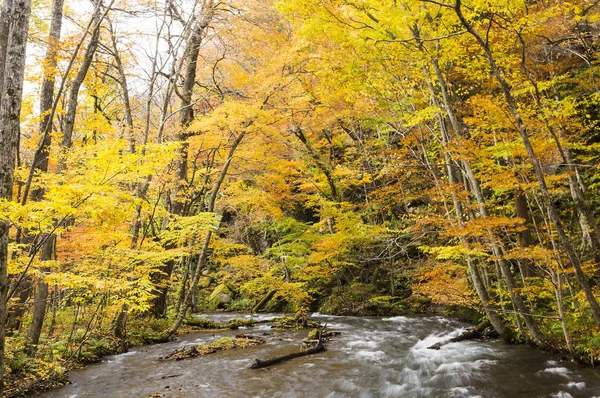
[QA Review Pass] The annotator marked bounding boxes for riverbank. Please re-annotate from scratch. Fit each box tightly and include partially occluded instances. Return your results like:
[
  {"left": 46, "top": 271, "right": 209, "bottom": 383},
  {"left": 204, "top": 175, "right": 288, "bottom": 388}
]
[{"left": 5, "top": 317, "right": 176, "bottom": 398}]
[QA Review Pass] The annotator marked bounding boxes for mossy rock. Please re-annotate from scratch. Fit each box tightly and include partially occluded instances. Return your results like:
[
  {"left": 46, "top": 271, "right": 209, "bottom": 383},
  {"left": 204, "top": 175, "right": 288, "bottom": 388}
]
[
  {"left": 364, "top": 296, "right": 409, "bottom": 316},
  {"left": 198, "top": 276, "right": 212, "bottom": 289},
  {"left": 207, "top": 284, "right": 235, "bottom": 309},
  {"left": 306, "top": 328, "right": 320, "bottom": 340},
  {"left": 272, "top": 314, "right": 320, "bottom": 330}
]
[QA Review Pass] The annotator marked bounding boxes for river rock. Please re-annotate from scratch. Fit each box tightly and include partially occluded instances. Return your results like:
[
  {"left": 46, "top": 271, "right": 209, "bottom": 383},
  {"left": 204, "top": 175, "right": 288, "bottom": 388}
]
[{"left": 208, "top": 284, "right": 234, "bottom": 309}]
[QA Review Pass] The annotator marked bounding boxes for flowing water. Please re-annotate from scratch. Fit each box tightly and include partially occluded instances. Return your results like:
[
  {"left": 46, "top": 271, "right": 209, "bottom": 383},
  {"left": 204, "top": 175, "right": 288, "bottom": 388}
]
[{"left": 37, "top": 313, "right": 600, "bottom": 397}]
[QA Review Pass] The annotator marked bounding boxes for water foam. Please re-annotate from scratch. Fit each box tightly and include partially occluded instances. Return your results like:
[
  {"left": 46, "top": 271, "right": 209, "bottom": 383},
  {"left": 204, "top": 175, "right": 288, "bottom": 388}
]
[{"left": 537, "top": 367, "right": 572, "bottom": 378}]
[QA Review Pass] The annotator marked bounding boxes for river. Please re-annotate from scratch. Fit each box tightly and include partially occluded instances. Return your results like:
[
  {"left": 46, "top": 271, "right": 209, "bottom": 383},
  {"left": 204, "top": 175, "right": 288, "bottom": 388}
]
[{"left": 36, "top": 313, "right": 600, "bottom": 397}]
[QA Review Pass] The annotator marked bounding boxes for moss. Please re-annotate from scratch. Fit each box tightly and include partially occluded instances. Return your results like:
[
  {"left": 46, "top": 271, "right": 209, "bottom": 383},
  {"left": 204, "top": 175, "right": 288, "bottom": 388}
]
[
  {"left": 306, "top": 328, "right": 319, "bottom": 340},
  {"left": 364, "top": 296, "right": 409, "bottom": 316},
  {"left": 406, "top": 295, "right": 433, "bottom": 314},
  {"left": 228, "top": 298, "right": 254, "bottom": 311},
  {"left": 441, "top": 305, "right": 485, "bottom": 325},
  {"left": 319, "top": 283, "right": 375, "bottom": 315},
  {"left": 319, "top": 284, "right": 408, "bottom": 316},
  {"left": 198, "top": 276, "right": 213, "bottom": 289}
]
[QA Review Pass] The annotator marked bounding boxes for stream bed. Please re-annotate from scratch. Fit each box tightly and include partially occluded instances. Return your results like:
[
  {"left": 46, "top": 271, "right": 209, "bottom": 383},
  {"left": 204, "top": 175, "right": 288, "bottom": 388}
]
[{"left": 37, "top": 313, "right": 600, "bottom": 397}]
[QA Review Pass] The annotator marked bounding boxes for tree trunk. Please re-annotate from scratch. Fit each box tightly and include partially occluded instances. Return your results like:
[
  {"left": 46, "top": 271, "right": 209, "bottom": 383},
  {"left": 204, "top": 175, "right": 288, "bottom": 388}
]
[
  {"left": 170, "top": 0, "right": 216, "bottom": 215},
  {"left": 0, "top": 0, "right": 13, "bottom": 110},
  {"left": 253, "top": 290, "right": 277, "bottom": 313},
  {"left": 60, "top": 1, "right": 102, "bottom": 154},
  {"left": 25, "top": 235, "right": 54, "bottom": 356},
  {"left": 515, "top": 190, "right": 533, "bottom": 278},
  {"left": 462, "top": 159, "right": 544, "bottom": 345},
  {"left": 108, "top": 21, "right": 135, "bottom": 153},
  {"left": 516, "top": 33, "right": 600, "bottom": 254},
  {"left": 292, "top": 125, "right": 339, "bottom": 201},
  {"left": 6, "top": 276, "right": 31, "bottom": 333},
  {"left": 552, "top": 270, "right": 575, "bottom": 357},
  {"left": 0, "top": 0, "right": 33, "bottom": 394},
  {"left": 24, "top": 0, "right": 64, "bottom": 357},
  {"left": 114, "top": 304, "right": 128, "bottom": 339}
]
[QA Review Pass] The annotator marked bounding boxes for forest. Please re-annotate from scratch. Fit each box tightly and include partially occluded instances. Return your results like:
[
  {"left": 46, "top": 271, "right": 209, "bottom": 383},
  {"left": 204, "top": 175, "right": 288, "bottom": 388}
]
[{"left": 1, "top": 0, "right": 600, "bottom": 395}]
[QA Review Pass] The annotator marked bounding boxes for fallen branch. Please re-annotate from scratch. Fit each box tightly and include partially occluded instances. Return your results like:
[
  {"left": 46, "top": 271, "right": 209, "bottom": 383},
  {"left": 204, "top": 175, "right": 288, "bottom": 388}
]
[{"left": 252, "top": 290, "right": 277, "bottom": 313}]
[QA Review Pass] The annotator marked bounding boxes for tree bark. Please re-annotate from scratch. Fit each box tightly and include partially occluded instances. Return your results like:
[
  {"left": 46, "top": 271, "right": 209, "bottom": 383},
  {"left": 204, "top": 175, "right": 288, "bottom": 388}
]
[
  {"left": 0, "top": 0, "right": 13, "bottom": 110},
  {"left": 25, "top": 235, "right": 54, "bottom": 356},
  {"left": 0, "top": 0, "right": 32, "bottom": 393},
  {"left": 516, "top": 31, "right": 600, "bottom": 254},
  {"left": 6, "top": 276, "right": 31, "bottom": 333},
  {"left": 170, "top": 0, "right": 216, "bottom": 215},
  {"left": 108, "top": 21, "right": 135, "bottom": 153},
  {"left": 515, "top": 190, "right": 534, "bottom": 278},
  {"left": 252, "top": 290, "right": 277, "bottom": 313},
  {"left": 428, "top": 320, "right": 496, "bottom": 349},
  {"left": 292, "top": 125, "right": 339, "bottom": 201}
]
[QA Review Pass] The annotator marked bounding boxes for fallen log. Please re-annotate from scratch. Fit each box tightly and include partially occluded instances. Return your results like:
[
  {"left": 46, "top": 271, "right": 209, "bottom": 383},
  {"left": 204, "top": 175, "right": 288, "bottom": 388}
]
[
  {"left": 250, "top": 343, "right": 326, "bottom": 369},
  {"left": 427, "top": 321, "right": 497, "bottom": 350},
  {"left": 252, "top": 290, "right": 277, "bottom": 313}
]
